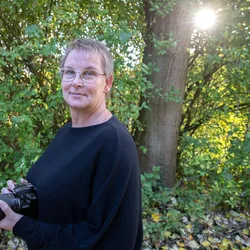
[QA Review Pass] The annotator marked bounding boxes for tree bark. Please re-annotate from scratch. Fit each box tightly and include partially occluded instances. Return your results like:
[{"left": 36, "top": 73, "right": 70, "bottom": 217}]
[{"left": 136, "top": 0, "right": 193, "bottom": 187}]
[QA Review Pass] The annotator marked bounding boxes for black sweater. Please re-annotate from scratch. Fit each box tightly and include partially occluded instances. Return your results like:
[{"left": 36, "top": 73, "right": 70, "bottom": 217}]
[{"left": 13, "top": 116, "right": 143, "bottom": 250}]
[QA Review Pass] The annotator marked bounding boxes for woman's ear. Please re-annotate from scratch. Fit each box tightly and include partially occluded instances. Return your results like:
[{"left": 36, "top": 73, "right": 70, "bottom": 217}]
[{"left": 104, "top": 75, "right": 113, "bottom": 93}]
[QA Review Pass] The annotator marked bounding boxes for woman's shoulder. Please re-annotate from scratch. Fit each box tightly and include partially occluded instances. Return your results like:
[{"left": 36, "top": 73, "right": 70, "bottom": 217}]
[
  {"left": 55, "top": 116, "right": 135, "bottom": 148},
  {"left": 103, "top": 116, "right": 134, "bottom": 140},
  {"left": 97, "top": 116, "right": 137, "bottom": 155}
]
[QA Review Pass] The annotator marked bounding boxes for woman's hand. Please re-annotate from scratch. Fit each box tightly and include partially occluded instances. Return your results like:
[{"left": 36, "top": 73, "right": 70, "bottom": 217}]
[
  {"left": 1, "top": 178, "right": 28, "bottom": 194},
  {"left": 0, "top": 178, "right": 27, "bottom": 230},
  {"left": 1, "top": 180, "right": 16, "bottom": 194},
  {"left": 0, "top": 200, "right": 23, "bottom": 230}
]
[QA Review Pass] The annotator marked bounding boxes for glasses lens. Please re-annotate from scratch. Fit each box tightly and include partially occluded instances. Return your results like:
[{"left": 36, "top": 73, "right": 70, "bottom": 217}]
[
  {"left": 81, "top": 71, "right": 97, "bottom": 83},
  {"left": 63, "top": 70, "right": 75, "bottom": 81},
  {"left": 59, "top": 69, "right": 101, "bottom": 83}
]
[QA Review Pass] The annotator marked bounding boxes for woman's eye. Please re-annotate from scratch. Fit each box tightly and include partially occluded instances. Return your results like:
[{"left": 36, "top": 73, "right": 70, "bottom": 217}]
[
  {"left": 84, "top": 71, "right": 95, "bottom": 77},
  {"left": 65, "top": 70, "right": 75, "bottom": 76}
]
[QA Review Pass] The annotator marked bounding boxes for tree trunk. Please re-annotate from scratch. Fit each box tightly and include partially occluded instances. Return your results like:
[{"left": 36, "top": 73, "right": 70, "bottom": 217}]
[{"left": 135, "top": 0, "right": 193, "bottom": 187}]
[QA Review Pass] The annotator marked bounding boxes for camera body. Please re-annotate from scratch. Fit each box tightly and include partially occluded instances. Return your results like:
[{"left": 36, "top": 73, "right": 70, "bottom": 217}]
[{"left": 0, "top": 183, "right": 38, "bottom": 220}]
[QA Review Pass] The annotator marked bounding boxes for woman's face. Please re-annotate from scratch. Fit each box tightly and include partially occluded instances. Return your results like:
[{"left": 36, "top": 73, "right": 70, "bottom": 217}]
[{"left": 61, "top": 49, "right": 109, "bottom": 112}]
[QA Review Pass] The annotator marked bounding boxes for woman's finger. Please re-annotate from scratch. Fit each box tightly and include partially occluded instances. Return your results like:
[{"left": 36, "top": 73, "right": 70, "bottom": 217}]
[
  {"left": 1, "top": 188, "right": 11, "bottom": 194},
  {"left": 0, "top": 200, "right": 23, "bottom": 230},
  {"left": 7, "top": 180, "right": 16, "bottom": 191},
  {"left": 20, "top": 178, "right": 28, "bottom": 184},
  {"left": 0, "top": 200, "right": 10, "bottom": 213}
]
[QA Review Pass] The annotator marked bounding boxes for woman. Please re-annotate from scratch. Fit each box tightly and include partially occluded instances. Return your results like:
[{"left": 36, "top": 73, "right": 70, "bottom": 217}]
[{"left": 0, "top": 38, "right": 143, "bottom": 250}]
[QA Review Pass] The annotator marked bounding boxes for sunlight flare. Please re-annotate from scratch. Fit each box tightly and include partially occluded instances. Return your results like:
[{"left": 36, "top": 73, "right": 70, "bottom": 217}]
[{"left": 195, "top": 9, "right": 216, "bottom": 30}]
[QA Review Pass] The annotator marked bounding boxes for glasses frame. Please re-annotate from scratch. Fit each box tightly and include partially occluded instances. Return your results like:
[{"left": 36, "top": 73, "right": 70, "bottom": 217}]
[{"left": 59, "top": 68, "right": 105, "bottom": 84}]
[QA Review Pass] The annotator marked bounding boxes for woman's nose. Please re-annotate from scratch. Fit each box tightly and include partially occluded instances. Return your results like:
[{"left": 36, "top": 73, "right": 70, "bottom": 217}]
[{"left": 72, "top": 73, "right": 83, "bottom": 87}]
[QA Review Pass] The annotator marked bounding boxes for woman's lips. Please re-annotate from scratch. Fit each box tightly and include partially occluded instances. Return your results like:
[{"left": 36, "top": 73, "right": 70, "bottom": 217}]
[{"left": 70, "top": 92, "right": 84, "bottom": 96}]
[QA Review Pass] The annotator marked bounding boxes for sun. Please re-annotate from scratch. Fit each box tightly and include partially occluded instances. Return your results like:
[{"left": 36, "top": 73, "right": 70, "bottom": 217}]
[{"left": 195, "top": 9, "right": 216, "bottom": 30}]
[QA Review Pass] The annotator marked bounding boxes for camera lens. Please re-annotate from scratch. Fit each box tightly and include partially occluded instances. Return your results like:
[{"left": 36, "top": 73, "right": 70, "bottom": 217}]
[{"left": 0, "top": 193, "right": 21, "bottom": 220}]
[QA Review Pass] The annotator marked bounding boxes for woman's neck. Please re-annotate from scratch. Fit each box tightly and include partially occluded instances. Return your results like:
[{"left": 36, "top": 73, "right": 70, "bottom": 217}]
[{"left": 70, "top": 106, "right": 112, "bottom": 128}]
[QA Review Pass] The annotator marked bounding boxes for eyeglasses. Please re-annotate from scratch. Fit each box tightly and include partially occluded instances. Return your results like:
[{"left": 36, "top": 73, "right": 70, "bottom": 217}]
[{"left": 59, "top": 68, "right": 105, "bottom": 84}]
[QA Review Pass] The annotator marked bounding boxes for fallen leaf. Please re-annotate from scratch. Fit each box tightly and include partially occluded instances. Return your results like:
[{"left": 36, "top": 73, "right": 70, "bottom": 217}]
[
  {"left": 208, "top": 237, "right": 221, "bottom": 244},
  {"left": 182, "top": 216, "right": 188, "bottom": 223},
  {"left": 151, "top": 213, "right": 161, "bottom": 222},
  {"left": 235, "top": 235, "right": 244, "bottom": 244},
  {"left": 214, "top": 215, "right": 221, "bottom": 221},
  {"left": 164, "top": 231, "right": 171, "bottom": 238},
  {"left": 222, "top": 238, "right": 232, "bottom": 247},
  {"left": 186, "top": 224, "right": 193, "bottom": 232},
  {"left": 161, "top": 246, "right": 169, "bottom": 250},
  {"left": 171, "top": 233, "right": 180, "bottom": 239},
  {"left": 188, "top": 240, "right": 199, "bottom": 249},
  {"left": 230, "top": 210, "right": 240, "bottom": 217},
  {"left": 201, "top": 240, "right": 210, "bottom": 247},
  {"left": 243, "top": 229, "right": 250, "bottom": 236},
  {"left": 177, "top": 241, "right": 185, "bottom": 247}
]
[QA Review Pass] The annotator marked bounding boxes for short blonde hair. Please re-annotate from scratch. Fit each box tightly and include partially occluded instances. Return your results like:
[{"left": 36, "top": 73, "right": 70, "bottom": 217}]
[{"left": 60, "top": 38, "right": 114, "bottom": 77}]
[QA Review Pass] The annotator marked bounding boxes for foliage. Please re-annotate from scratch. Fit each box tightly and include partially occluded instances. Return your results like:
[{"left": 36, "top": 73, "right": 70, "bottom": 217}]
[
  {"left": 178, "top": 123, "right": 250, "bottom": 211},
  {"left": 142, "top": 167, "right": 184, "bottom": 244},
  {"left": 0, "top": 0, "right": 250, "bottom": 249},
  {"left": 0, "top": 0, "right": 145, "bottom": 185},
  {"left": 2, "top": 166, "right": 250, "bottom": 249},
  {"left": 149, "top": 0, "right": 177, "bottom": 17},
  {"left": 178, "top": 0, "right": 250, "bottom": 211},
  {"left": 141, "top": 167, "right": 250, "bottom": 249}
]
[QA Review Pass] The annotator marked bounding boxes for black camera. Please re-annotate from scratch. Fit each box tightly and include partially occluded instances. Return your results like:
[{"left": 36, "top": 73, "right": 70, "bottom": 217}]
[{"left": 0, "top": 183, "right": 38, "bottom": 220}]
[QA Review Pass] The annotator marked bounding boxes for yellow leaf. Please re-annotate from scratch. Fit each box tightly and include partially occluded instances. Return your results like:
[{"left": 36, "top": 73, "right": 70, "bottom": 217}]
[
  {"left": 208, "top": 237, "right": 221, "bottom": 244},
  {"left": 214, "top": 215, "right": 221, "bottom": 221},
  {"left": 217, "top": 244, "right": 227, "bottom": 250},
  {"left": 186, "top": 224, "right": 193, "bottom": 231},
  {"left": 151, "top": 213, "right": 161, "bottom": 222},
  {"left": 243, "top": 229, "right": 249, "bottom": 235},
  {"left": 161, "top": 247, "right": 169, "bottom": 250},
  {"left": 240, "top": 213, "right": 247, "bottom": 219},
  {"left": 202, "top": 241, "right": 210, "bottom": 247},
  {"left": 177, "top": 241, "right": 185, "bottom": 247},
  {"left": 235, "top": 216, "right": 242, "bottom": 222},
  {"left": 171, "top": 233, "right": 180, "bottom": 239},
  {"left": 222, "top": 238, "right": 232, "bottom": 247},
  {"left": 188, "top": 234, "right": 193, "bottom": 240},
  {"left": 164, "top": 231, "right": 171, "bottom": 238}
]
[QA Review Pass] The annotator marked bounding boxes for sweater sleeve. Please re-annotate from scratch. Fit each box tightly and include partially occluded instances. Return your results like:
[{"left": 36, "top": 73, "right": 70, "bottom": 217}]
[{"left": 13, "top": 127, "right": 142, "bottom": 250}]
